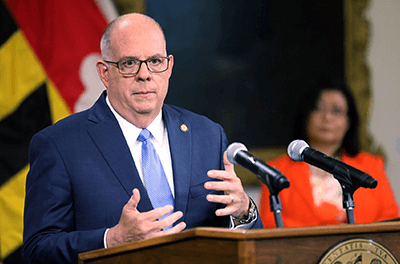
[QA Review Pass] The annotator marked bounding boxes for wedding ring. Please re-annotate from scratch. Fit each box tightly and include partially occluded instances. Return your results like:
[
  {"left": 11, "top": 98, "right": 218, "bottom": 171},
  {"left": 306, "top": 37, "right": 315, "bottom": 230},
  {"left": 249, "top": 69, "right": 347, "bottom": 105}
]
[{"left": 229, "top": 195, "right": 234, "bottom": 204}]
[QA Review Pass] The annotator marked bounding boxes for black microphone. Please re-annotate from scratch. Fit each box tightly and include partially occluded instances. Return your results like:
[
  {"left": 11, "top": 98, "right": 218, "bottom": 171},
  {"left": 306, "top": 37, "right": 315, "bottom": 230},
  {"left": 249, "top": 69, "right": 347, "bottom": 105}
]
[
  {"left": 227, "top": 142, "right": 290, "bottom": 191},
  {"left": 287, "top": 140, "right": 377, "bottom": 189}
]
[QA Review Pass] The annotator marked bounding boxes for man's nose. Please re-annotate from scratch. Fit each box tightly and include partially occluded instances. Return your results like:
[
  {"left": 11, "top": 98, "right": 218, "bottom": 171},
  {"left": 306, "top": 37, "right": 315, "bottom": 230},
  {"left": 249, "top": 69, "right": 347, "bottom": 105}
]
[{"left": 135, "top": 61, "right": 151, "bottom": 80}]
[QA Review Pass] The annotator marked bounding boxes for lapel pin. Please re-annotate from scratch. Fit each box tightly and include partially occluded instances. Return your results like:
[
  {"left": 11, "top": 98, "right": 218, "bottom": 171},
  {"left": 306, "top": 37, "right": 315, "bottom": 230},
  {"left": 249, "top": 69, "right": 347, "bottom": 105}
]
[{"left": 180, "top": 124, "right": 188, "bottom": 132}]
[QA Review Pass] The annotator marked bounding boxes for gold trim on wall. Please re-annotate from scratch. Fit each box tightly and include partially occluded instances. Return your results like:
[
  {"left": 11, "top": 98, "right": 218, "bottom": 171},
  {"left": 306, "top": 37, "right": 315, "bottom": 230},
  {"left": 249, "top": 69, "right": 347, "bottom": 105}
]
[
  {"left": 112, "top": 0, "right": 145, "bottom": 14},
  {"left": 345, "top": 0, "right": 377, "bottom": 155}
]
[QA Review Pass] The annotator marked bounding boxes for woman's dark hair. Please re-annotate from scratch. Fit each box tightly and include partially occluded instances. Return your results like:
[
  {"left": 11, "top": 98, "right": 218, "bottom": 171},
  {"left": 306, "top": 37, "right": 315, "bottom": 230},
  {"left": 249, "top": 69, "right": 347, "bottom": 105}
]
[{"left": 292, "top": 79, "right": 360, "bottom": 156}]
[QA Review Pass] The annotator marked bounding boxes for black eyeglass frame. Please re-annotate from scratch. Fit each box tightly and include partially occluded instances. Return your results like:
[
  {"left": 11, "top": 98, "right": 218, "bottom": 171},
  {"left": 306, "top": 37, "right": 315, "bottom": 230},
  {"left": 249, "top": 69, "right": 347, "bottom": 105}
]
[{"left": 104, "top": 56, "right": 171, "bottom": 76}]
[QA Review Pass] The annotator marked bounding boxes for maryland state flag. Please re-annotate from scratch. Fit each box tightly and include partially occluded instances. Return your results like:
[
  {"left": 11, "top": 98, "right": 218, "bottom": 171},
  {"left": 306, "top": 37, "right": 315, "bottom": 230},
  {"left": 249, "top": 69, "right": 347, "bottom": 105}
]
[{"left": 0, "top": 0, "right": 117, "bottom": 262}]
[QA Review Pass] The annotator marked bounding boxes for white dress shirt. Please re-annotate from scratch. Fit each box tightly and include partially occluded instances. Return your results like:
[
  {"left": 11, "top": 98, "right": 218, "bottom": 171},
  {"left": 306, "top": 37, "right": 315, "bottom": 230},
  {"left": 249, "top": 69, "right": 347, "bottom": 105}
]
[
  {"left": 103, "top": 96, "right": 255, "bottom": 248},
  {"left": 106, "top": 97, "right": 175, "bottom": 196}
]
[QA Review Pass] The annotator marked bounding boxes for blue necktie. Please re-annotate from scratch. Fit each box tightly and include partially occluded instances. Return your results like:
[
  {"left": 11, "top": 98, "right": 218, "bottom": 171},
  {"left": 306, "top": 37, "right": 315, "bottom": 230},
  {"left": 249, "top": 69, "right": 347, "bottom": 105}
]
[{"left": 138, "top": 128, "right": 174, "bottom": 229}]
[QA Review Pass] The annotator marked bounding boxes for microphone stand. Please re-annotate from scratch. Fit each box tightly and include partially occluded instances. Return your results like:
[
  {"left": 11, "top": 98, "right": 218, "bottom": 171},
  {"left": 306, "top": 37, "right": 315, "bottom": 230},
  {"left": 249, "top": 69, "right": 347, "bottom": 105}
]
[
  {"left": 331, "top": 164, "right": 359, "bottom": 224},
  {"left": 257, "top": 172, "right": 285, "bottom": 228},
  {"left": 269, "top": 192, "right": 284, "bottom": 228},
  {"left": 342, "top": 188, "right": 355, "bottom": 224}
]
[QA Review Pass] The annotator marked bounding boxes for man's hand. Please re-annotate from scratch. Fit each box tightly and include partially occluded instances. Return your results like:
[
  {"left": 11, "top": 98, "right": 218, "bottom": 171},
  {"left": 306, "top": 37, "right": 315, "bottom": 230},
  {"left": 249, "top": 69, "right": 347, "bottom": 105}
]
[
  {"left": 106, "top": 188, "right": 186, "bottom": 247},
  {"left": 204, "top": 151, "right": 250, "bottom": 222}
]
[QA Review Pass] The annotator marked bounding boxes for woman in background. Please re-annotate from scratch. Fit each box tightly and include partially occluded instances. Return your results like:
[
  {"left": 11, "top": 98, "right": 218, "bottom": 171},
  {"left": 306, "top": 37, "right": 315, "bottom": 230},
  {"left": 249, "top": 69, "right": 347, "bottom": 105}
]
[{"left": 260, "top": 81, "right": 399, "bottom": 228}]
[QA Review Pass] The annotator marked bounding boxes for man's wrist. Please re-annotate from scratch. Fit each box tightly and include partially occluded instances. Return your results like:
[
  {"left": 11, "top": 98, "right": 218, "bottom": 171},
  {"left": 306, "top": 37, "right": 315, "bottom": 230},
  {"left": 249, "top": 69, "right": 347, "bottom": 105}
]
[{"left": 231, "top": 198, "right": 256, "bottom": 224}]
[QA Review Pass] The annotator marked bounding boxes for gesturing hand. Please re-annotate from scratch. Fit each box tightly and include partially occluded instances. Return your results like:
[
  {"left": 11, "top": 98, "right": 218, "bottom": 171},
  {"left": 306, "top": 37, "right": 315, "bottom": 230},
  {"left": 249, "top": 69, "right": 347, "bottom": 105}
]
[
  {"left": 106, "top": 188, "right": 186, "bottom": 247},
  {"left": 204, "top": 152, "right": 250, "bottom": 221}
]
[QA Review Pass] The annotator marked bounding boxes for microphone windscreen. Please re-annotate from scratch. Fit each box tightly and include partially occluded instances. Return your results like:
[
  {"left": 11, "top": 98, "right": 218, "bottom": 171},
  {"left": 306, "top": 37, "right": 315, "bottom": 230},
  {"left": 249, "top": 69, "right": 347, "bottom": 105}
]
[
  {"left": 226, "top": 142, "right": 248, "bottom": 165},
  {"left": 287, "top": 140, "right": 309, "bottom": 161}
]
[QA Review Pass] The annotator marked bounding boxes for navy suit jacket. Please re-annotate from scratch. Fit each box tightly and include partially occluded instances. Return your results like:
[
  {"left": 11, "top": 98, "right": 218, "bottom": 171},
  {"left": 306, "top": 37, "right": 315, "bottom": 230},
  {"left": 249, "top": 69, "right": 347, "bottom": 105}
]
[{"left": 22, "top": 91, "right": 263, "bottom": 263}]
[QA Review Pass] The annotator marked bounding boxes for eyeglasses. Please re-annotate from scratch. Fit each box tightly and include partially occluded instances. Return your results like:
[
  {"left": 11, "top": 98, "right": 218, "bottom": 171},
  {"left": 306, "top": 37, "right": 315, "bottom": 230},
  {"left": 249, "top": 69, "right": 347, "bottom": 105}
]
[{"left": 104, "top": 56, "right": 170, "bottom": 75}]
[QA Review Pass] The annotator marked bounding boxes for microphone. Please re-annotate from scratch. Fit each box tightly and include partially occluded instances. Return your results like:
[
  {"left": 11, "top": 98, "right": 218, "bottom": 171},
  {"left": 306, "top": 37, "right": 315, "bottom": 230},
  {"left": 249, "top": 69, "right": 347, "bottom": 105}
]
[
  {"left": 287, "top": 140, "right": 377, "bottom": 189},
  {"left": 227, "top": 142, "right": 290, "bottom": 191}
]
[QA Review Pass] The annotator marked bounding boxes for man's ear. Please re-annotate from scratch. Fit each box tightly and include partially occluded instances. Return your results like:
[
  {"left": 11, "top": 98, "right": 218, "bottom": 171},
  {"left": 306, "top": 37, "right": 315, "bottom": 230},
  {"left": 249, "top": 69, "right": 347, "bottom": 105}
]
[
  {"left": 166, "top": 54, "right": 174, "bottom": 78},
  {"left": 96, "top": 60, "right": 109, "bottom": 88}
]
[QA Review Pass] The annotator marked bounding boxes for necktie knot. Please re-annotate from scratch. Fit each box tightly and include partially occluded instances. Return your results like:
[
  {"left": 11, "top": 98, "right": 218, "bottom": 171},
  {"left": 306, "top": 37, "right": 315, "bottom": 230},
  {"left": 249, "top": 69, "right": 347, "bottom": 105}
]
[{"left": 138, "top": 128, "right": 151, "bottom": 142}]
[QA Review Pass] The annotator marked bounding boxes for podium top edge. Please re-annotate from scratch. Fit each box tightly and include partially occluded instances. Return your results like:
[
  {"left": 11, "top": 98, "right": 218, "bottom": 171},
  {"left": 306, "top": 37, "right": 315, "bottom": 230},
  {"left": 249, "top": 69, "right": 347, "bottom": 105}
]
[{"left": 79, "top": 220, "right": 400, "bottom": 262}]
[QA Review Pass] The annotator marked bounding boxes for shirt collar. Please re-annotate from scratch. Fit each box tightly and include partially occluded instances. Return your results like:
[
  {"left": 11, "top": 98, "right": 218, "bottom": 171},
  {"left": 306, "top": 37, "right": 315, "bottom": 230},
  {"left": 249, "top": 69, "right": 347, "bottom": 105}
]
[{"left": 106, "top": 96, "right": 165, "bottom": 144}]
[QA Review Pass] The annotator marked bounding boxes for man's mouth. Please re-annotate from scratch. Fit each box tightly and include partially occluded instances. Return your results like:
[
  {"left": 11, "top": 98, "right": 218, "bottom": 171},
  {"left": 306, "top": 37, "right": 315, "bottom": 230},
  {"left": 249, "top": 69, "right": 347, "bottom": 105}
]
[{"left": 134, "top": 90, "right": 155, "bottom": 95}]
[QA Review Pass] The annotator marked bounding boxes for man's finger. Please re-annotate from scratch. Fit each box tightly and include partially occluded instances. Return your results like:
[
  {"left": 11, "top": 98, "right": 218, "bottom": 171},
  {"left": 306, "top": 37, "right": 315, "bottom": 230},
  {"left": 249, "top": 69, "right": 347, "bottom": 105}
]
[
  {"left": 207, "top": 152, "right": 236, "bottom": 180},
  {"left": 223, "top": 151, "right": 235, "bottom": 174},
  {"left": 163, "top": 221, "right": 186, "bottom": 234},
  {"left": 157, "top": 210, "right": 184, "bottom": 230},
  {"left": 214, "top": 207, "right": 233, "bottom": 217},
  {"left": 204, "top": 181, "right": 231, "bottom": 192},
  {"left": 143, "top": 205, "right": 175, "bottom": 221},
  {"left": 125, "top": 188, "right": 141, "bottom": 211},
  {"left": 150, "top": 221, "right": 187, "bottom": 239}
]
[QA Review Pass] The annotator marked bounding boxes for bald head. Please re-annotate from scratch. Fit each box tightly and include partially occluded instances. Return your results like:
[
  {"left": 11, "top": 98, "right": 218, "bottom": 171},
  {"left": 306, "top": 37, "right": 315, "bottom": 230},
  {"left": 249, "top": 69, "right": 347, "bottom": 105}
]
[{"left": 100, "top": 13, "right": 166, "bottom": 59}]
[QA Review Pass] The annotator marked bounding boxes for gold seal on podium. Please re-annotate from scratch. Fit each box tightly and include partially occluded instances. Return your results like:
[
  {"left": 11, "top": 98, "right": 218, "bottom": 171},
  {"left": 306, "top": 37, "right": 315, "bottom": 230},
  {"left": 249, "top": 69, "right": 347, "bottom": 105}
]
[{"left": 319, "top": 238, "right": 399, "bottom": 264}]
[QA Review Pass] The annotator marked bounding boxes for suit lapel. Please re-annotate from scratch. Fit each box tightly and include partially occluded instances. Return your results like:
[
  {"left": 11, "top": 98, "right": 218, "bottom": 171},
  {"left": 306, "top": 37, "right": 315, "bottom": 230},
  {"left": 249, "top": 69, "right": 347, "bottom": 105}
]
[
  {"left": 86, "top": 92, "right": 153, "bottom": 212},
  {"left": 163, "top": 105, "right": 191, "bottom": 217},
  {"left": 85, "top": 95, "right": 192, "bottom": 216}
]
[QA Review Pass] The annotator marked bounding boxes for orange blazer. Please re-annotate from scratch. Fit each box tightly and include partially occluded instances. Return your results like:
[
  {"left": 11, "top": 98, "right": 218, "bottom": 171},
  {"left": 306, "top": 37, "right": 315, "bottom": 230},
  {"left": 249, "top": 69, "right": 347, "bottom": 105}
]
[{"left": 260, "top": 152, "right": 399, "bottom": 228}]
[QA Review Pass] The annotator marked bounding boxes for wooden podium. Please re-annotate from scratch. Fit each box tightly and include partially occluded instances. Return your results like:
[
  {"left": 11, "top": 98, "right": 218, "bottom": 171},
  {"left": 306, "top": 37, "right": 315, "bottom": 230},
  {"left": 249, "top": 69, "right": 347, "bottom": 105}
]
[{"left": 79, "top": 220, "right": 400, "bottom": 264}]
